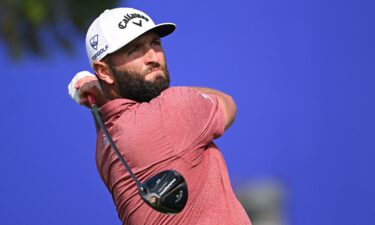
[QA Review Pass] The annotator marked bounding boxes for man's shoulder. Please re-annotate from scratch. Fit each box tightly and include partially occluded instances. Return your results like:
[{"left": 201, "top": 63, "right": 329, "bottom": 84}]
[
  {"left": 152, "top": 87, "right": 210, "bottom": 108},
  {"left": 99, "top": 98, "right": 137, "bottom": 121},
  {"left": 150, "top": 86, "right": 217, "bottom": 115},
  {"left": 158, "top": 86, "right": 201, "bottom": 100},
  {"left": 161, "top": 86, "right": 191, "bottom": 95},
  {"left": 159, "top": 87, "right": 217, "bottom": 104}
]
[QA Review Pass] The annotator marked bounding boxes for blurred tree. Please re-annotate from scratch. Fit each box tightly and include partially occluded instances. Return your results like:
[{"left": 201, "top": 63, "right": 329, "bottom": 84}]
[{"left": 0, "top": 0, "right": 119, "bottom": 59}]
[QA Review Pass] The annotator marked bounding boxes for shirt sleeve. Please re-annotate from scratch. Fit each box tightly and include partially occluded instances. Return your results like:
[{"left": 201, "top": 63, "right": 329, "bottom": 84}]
[{"left": 157, "top": 87, "right": 225, "bottom": 155}]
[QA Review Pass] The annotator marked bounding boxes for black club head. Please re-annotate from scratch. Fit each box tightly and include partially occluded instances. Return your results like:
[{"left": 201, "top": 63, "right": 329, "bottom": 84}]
[{"left": 139, "top": 170, "right": 188, "bottom": 214}]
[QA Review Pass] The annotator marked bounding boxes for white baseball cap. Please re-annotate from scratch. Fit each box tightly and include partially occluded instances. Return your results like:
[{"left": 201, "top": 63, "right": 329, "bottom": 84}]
[{"left": 86, "top": 7, "right": 176, "bottom": 67}]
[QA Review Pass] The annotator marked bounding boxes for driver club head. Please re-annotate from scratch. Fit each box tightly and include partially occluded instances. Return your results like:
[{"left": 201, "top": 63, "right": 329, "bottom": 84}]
[{"left": 139, "top": 170, "right": 188, "bottom": 214}]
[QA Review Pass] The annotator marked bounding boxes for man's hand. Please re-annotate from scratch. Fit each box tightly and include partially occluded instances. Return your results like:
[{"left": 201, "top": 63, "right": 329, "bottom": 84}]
[{"left": 68, "top": 71, "right": 107, "bottom": 108}]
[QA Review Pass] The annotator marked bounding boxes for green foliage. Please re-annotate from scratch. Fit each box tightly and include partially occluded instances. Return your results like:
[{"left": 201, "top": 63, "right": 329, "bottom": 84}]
[{"left": 0, "top": 0, "right": 119, "bottom": 59}]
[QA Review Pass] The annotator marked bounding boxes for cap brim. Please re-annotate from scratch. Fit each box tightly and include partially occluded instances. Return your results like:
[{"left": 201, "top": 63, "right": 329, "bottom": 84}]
[
  {"left": 105, "top": 23, "right": 176, "bottom": 57},
  {"left": 149, "top": 23, "right": 176, "bottom": 38}
]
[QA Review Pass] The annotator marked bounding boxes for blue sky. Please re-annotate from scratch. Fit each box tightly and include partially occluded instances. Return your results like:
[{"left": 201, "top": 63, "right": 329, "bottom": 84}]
[{"left": 0, "top": 0, "right": 374, "bottom": 225}]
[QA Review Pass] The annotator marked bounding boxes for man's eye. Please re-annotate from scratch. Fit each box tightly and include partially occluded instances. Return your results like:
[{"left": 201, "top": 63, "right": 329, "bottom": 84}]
[
  {"left": 128, "top": 46, "right": 140, "bottom": 54},
  {"left": 152, "top": 40, "right": 161, "bottom": 46}
]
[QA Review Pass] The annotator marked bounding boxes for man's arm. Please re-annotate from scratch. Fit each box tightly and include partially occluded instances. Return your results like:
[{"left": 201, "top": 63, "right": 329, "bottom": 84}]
[
  {"left": 190, "top": 87, "right": 237, "bottom": 130},
  {"left": 68, "top": 71, "right": 107, "bottom": 133},
  {"left": 68, "top": 72, "right": 236, "bottom": 131}
]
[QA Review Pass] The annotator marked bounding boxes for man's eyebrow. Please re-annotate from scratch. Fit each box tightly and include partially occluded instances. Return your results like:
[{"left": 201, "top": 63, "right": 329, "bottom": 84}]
[
  {"left": 127, "top": 40, "right": 138, "bottom": 47},
  {"left": 124, "top": 41, "right": 140, "bottom": 51},
  {"left": 152, "top": 36, "right": 161, "bottom": 41}
]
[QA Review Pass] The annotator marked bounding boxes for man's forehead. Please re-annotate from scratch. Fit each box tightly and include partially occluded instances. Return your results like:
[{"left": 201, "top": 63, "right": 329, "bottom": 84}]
[
  {"left": 105, "top": 31, "right": 161, "bottom": 59},
  {"left": 127, "top": 31, "right": 160, "bottom": 47}
]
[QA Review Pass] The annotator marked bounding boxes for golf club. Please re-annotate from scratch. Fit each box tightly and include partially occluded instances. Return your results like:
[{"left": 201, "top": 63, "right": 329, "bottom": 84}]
[{"left": 88, "top": 95, "right": 188, "bottom": 214}]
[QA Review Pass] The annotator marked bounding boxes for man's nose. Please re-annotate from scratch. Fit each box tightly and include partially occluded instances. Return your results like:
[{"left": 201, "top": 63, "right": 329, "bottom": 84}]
[{"left": 144, "top": 47, "right": 158, "bottom": 63}]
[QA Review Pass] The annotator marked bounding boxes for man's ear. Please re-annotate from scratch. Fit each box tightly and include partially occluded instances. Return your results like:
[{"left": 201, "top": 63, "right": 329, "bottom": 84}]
[{"left": 93, "top": 61, "right": 115, "bottom": 84}]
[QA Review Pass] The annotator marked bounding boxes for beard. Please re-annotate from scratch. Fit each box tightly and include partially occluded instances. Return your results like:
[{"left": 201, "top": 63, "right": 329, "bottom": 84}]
[{"left": 110, "top": 66, "right": 170, "bottom": 103}]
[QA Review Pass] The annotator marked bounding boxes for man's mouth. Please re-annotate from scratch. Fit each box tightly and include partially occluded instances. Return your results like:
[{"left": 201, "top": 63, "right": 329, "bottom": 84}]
[
  {"left": 147, "top": 67, "right": 162, "bottom": 74},
  {"left": 145, "top": 68, "right": 165, "bottom": 80}
]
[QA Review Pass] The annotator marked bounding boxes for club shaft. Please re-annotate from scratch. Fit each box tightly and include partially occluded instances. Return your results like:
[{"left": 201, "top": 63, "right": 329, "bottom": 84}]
[{"left": 91, "top": 103, "right": 143, "bottom": 190}]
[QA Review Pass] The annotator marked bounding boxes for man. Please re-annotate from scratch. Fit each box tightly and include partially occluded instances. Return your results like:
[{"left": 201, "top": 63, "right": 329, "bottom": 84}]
[{"left": 68, "top": 7, "right": 251, "bottom": 225}]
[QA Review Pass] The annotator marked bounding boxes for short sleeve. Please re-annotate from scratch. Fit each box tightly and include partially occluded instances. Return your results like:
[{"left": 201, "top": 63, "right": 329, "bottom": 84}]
[{"left": 157, "top": 87, "right": 225, "bottom": 154}]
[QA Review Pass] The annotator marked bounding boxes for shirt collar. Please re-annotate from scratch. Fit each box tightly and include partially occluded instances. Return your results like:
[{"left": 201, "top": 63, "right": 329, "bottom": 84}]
[{"left": 98, "top": 98, "right": 137, "bottom": 121}]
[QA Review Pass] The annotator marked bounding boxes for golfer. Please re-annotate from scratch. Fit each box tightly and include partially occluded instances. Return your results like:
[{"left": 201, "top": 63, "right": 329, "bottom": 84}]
[{"left": 68, "top": 7, "right": 251, "bottom": 225}]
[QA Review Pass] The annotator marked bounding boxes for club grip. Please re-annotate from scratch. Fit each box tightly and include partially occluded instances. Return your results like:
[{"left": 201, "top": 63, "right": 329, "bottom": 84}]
[{"left": 87, "top": 94, "right": 96, "bottom": 106}]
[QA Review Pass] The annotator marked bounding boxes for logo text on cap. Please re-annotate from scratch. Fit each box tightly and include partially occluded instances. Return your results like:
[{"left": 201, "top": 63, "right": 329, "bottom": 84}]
[
  {"left": 118, "top": 13, "right": 149, "bottom": 29},
  {"left": 92, "top": 45, "right": 108, "bottom": 60}
]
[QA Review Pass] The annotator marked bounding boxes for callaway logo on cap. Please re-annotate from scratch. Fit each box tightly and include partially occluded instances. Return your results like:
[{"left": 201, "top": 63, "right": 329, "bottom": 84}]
[
  {"left": 85, "top": 7, "right": 176, "bottom": 67},
  {"left": 118, "top": 13, "right": 149, "bottom": 29}
]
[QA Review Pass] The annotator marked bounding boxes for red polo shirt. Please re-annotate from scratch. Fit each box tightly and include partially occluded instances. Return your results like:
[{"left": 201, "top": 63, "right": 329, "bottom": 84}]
[{"left": 95, "top": 87, "right": 251, "bottom": 225}]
